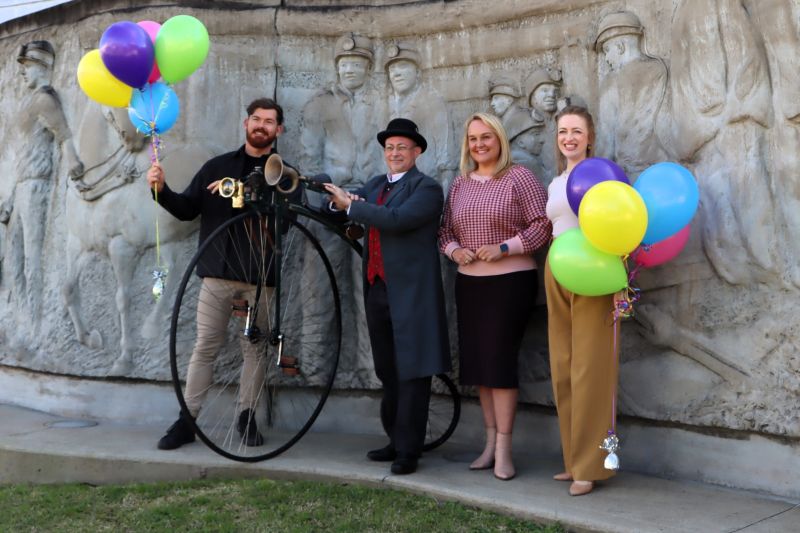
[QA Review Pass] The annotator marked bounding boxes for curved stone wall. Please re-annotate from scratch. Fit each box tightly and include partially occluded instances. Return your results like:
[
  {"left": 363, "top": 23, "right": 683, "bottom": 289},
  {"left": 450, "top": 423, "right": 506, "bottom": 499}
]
[{"left": 0, "top": 0, "right": 798, "bottom": 471}]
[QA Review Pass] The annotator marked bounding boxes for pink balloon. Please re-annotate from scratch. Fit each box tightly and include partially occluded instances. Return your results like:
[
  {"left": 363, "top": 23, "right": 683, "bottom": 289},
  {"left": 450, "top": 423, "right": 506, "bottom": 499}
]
[
  {"left": 633, "top": 224, "right": 690, "bottom": 268},
  {"left": 137, "top": 20, "right": 162, "bottom": 83}
]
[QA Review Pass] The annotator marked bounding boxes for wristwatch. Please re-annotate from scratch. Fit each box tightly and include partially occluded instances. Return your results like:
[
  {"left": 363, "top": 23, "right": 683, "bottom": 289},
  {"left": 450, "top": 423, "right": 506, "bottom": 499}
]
[{"left": 499, "top": 243, "right": 509, "bottom": 257}]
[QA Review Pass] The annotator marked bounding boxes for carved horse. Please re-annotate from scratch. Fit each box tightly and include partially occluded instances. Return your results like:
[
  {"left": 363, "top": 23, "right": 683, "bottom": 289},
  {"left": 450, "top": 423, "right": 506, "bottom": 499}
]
[{"left": 63, "top": 106, "right": 215, "bottom": 374}]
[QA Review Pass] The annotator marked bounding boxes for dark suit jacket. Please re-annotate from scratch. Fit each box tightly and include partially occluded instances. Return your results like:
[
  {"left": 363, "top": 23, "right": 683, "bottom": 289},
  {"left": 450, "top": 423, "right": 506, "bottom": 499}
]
[{"left": 346, "top": 166, "right": 451, "bottom": 381}]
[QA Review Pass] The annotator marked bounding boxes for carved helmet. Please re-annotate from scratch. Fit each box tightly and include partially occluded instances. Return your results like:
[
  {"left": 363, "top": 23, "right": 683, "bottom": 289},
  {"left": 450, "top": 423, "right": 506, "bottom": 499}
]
[
  {"left": 594, "top": 11, "right": 643, "bottom": 52},
  {"left": 525, "top": 68, "right": 562, "bottom": 103},
  {"left": 17, "top": 40, "right": 55, "bottom": 69},
  {"left": 334, "top": 33, "right": 374, "bottom": 64},
  {"left": 488, "top": 75, "right": 520, "bottom": 98},
  {"left": 384, "top": 43, "right": 421, "bottom": 70}
]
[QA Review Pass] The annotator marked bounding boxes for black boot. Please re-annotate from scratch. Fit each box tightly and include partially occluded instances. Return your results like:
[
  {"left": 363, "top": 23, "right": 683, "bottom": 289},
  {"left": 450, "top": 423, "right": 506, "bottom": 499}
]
[
  {"left": 237, "top": 409, "right": 264, "bottom": 447},
  {"left": 157, "top": 412, "right": 196, "bottom": 450}
]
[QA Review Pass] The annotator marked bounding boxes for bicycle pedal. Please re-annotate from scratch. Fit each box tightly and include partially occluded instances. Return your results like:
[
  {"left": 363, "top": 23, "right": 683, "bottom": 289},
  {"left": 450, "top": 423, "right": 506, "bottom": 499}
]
[
  {"left": 279, "top": 356, "right": 300, "bottom": 376},
  {"left": 231, "top": 299, "right": 249, "bottom": 317}
]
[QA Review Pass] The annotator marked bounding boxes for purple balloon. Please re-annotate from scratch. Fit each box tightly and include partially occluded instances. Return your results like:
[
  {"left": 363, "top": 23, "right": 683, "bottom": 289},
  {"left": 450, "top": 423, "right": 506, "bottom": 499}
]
[
  {"left": 566, "top": 157, "right": 629, "bottom": 215},
  {"left": 100, "top": 21, "right": 155, "bottom": 89}
]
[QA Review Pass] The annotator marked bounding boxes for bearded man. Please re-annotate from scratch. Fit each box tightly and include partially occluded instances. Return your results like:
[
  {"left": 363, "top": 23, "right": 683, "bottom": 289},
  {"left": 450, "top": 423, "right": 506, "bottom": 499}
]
[{"left": 146, "top": 98, "right": 295, "bottom": 451}]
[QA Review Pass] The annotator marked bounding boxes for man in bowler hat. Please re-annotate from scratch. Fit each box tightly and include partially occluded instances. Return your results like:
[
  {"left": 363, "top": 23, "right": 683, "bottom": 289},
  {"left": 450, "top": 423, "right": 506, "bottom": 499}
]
[{"left": 325, "top": 118, "right": 451, "bottom": 474}]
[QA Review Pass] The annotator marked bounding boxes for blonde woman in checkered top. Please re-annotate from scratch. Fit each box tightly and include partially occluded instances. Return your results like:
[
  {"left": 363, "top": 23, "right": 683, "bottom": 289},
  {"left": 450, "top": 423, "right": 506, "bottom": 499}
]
[{"left": 439, "top": 112, "right": 551, "bottom": 480}]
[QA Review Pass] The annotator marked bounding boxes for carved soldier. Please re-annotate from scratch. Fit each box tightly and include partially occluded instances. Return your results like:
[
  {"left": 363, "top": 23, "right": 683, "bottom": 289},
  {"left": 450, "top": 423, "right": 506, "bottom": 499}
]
[
  {"left": 487, "top": 75, "right": 540, "bottom": 176},
  {"left": 300, "top": 33, "right": 384, "bottom": 188},
  {"left": 0, "top": 41, "right": 83, "bottom": 320},
  {"left": 525, "top": 69, "right": 562, "bottom": 182},
  {"left": 385, "top": 43, "right": 454, "bottom": 186},
  {"left": 594, "top": 11, "right": 669, "bottom": 176}
]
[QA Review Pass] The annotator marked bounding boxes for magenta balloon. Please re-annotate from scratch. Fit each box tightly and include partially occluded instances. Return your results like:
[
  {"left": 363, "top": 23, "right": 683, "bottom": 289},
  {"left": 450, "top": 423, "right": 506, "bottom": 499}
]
[
  {"left": 566, "top": 157, "right": 629, "bottom": 215},
  {"left": 137, "top": 21, "right": 162, "bottom": 83},
  {"left": 100, "top": 21, "right": 154, "bottom": 89},
  {"left": 633, "top": 224, "right": 690, "bottom": 268}
]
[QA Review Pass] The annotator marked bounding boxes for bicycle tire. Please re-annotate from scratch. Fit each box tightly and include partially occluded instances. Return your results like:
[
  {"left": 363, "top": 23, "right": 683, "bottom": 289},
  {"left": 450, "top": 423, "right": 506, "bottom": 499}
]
[
  {"left": 422, "top": 373, "right": 461, "bottom": 452},
  {"left": 169, "top": 210, "right": 341, "bottom": 462}
]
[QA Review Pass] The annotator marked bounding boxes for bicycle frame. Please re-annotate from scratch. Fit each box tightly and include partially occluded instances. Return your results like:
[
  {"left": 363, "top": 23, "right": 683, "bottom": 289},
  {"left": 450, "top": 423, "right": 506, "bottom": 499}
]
[{"left": 240, "top": 187, "right": 363, "bottom": 373}]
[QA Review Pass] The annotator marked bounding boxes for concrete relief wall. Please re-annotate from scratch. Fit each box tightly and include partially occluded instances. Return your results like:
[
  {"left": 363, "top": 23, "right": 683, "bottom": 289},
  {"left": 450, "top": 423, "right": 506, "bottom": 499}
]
[{"left": 0, "top": 0, "right": 798, "bottom": 444}]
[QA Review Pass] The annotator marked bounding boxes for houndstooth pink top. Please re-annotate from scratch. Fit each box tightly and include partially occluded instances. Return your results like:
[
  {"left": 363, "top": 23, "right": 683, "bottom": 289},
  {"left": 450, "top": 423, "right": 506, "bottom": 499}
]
[{"left": 439, "top": 164, "right": 552, "bottom": 276}]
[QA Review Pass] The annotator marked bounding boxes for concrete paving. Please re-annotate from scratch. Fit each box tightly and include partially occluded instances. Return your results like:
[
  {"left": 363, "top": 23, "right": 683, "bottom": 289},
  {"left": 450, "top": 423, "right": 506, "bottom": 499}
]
[{"left": 0, "top": 403, "right": 797, "bottom": 533}]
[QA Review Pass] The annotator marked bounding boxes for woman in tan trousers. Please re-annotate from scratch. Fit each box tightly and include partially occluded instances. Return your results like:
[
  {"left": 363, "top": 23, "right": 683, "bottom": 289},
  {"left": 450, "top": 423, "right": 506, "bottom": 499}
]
[{"left": 544, "top": 106, "right": 618, "bottom": 496}]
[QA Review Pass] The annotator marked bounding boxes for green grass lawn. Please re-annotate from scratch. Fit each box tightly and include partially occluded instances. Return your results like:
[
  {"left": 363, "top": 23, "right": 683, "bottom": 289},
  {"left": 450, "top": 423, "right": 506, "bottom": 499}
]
[{"left": 0, "top": 478, "right": 565, "bottom": 532}]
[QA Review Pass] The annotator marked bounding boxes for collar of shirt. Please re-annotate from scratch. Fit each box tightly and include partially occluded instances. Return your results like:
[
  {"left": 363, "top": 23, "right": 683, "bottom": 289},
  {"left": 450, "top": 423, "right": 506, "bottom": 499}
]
[{"left": 387, "top": 171, "right": 407, "bottom": 184}]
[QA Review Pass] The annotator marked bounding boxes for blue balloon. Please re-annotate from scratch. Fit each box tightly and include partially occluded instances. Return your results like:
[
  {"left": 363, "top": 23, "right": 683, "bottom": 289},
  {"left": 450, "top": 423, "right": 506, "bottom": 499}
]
[
  {"left": 128, "top": 82, "right": 180, "bottom": 135},
  {"left": 634, "top": 162, "right": 699, "bottom": 245}
]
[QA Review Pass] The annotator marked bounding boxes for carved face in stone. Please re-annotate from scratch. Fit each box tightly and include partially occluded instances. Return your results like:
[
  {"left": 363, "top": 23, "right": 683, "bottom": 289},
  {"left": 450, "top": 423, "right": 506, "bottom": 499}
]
[
  {"left": 20, "top": 60, "right": 48, "bottom": 90},
  {"left": 531, "top": 83, "right": 559, "bottom": 113},
  {"left": 337, "top": 55, "right": 371, "bottom": 91},
  {"left": 467, "top": 119, "right": 501, "bottom": 169},
  {"left": 557, "top": 114, "right": 590, "bottom": 165},
  {"left": 388, "top": 60, "right": 419, "bottom": 95},
  {"left": 244, "top": 108, "right": 283, "bottom": 150},
  {"left": 490, "top": 94, "right": 514, "bottom": 117},
  {"left": 383, "top": 135, "right": 422, "bottom": 174},
  {"left": 601, "top": 34, "right": 639, "bottom": 71}
]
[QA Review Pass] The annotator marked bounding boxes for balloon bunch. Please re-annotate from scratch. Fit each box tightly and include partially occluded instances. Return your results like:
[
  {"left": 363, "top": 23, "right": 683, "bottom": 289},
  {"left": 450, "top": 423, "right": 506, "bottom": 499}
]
[
  {"left": 76, "top": 15, "right": 210, "bottom": 145},
  {"left": 75, "top": 15, "right": 210, "bottom": 301},
  {"left": 549, "top": 158, "right": 699, "bottom": 301}
]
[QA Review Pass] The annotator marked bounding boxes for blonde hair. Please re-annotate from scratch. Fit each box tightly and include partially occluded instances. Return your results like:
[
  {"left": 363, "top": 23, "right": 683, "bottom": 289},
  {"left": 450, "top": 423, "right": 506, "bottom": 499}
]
[
  {"left": 459, "top": 112, "right": 513, "bottom": 178},
  {"left": 554, "top": 105, "right": 596, "bottom": 175}
]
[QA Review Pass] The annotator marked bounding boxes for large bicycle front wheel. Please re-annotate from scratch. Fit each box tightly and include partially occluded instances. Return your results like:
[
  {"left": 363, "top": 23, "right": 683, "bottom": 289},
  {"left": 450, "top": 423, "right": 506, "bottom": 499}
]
[{"left": 169, "top": 211, "right": 341, "bottom": 462}]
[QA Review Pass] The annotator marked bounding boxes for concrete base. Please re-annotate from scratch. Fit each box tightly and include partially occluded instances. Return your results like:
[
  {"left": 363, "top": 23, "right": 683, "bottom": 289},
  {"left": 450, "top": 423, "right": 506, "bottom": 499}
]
[{"left": 2, "top": 364, "right": 798, "bottom": 500}]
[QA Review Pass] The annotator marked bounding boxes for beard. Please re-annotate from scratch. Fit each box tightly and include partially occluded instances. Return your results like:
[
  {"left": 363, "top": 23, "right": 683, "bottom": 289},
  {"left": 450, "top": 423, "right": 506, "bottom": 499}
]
[{"left": 246, "top": 128, "right": 276, "bottom": 149}]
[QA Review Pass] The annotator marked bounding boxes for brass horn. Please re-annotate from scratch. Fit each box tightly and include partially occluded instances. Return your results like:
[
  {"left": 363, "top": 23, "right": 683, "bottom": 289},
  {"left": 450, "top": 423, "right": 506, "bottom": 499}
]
[
  {"left": 264, "top": 154, "right": 331, "bottom": 194},
  {"left": 264, "top": 154, "right": 299, "bottom": 194}
]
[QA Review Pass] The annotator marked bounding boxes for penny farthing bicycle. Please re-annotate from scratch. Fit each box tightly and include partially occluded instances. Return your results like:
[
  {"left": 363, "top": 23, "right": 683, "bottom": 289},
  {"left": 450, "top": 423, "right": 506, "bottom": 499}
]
[{"left": 169, "top": 154, "right": 460, "bottom": 462}]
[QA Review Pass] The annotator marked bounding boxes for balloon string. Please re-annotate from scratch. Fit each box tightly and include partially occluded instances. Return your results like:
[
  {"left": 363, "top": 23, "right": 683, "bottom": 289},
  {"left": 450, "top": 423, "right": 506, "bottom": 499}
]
[
  {"left": 611, "top": 309, "right": 620, "bottom": 434},
  {"left": 150, "top": 134, "right": 162, "bottom": 268}
]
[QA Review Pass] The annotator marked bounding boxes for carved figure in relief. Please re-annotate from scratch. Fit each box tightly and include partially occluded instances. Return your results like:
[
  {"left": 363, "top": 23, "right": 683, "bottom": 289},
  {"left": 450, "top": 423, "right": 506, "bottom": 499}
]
[
  {"left": 385, "top": 43, "right": 454, "bottom": 187},
  {"left": 670, "top": 1, "right": 774, "bottom": 285},
  {"left": 299, "top": 33, "right": 381, "bottom": 385},
  {"left": 300, "top": 33, "right": 384, "bottom": 188},
  {"left": 64, "top": 104, "right": 211, "bottom": 375},
  {"left": 594, "top": 11, "right": 669, "bottom": 176},
  {"left": 487, "top": 75, "right": 539, "bottom": 177},
  {"left": 525, "top": 69, "right": 562, "bottom": 183},
  {"left": 0, "top": 41, "right": 83, "bottom": 322}
]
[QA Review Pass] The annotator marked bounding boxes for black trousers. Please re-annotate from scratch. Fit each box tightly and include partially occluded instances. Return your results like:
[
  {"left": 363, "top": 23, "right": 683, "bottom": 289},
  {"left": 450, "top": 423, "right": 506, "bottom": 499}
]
[{"left": 365, "top": 278, "right": 431, "bottom": 458}]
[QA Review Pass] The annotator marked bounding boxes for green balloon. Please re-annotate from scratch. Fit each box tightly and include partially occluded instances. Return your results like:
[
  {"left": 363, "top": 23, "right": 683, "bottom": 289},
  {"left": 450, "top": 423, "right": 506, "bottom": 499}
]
[
  {"left": 549, "top": 228, "right": 628, "bottom": 296},
  {"left": 155, "top": 15, "right": 210, "bottom": 84}
]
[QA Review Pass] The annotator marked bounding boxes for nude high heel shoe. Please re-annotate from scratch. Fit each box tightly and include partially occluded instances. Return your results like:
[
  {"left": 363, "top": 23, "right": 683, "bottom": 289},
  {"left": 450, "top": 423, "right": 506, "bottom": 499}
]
[
  {"left": 469, "top": 426, "right": 496, "bottom": 470},
  {"left": 493, "top": 431, "right": 515, "bottom": 480}
]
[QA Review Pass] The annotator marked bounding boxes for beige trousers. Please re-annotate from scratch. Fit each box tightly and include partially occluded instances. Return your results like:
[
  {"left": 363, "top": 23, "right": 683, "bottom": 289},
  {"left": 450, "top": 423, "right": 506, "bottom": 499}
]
[
  {"left": 184, "top": 277, "right": 273, "bottom": 416},
  {"left": 544, "top": 256, "right": 619, "bottom": 481}
]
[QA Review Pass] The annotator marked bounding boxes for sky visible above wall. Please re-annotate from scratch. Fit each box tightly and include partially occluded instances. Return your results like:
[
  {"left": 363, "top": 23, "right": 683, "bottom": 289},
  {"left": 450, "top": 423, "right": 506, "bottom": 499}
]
[{"left": 0, "top": 0, "right": 73, "bottom": 25}]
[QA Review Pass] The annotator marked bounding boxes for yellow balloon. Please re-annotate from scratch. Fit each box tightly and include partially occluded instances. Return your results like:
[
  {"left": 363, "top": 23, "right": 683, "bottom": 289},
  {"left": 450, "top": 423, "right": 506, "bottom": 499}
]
[
  {"left": 76, "top": 49, "right": 132, "bottom": 108},
  {"left": 578, "top": 181, "right": 648, "bottom": 255}
]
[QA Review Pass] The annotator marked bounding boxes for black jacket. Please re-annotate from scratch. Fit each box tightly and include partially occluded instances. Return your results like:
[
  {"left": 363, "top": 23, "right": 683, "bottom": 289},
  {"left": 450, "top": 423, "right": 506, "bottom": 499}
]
[{"left": 155, "top": 145, "right": 297, "bottom": 284}]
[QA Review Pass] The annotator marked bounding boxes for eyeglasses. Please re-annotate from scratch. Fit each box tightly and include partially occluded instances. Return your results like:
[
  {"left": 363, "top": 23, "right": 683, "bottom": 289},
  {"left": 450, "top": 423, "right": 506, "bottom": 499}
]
[{"left": 384, "top": 144, "right": 415, "bottom": 153}]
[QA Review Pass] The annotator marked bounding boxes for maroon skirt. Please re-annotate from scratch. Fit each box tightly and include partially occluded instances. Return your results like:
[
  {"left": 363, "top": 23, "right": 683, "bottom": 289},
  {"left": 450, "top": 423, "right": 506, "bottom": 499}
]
[{"left": 455, "top": 269, "right": 537, "bottom": 388}]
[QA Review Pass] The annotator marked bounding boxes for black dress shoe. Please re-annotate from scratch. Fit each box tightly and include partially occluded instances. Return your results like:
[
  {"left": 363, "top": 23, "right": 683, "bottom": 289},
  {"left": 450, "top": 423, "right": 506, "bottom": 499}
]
[
  {"left": 367, "top": 444, "right": 397, "bottom": 462},
  {"left": 391, "top": 455, "right": 418, "bottom": 475},
  {"left": 237, "top": 409, "right": 265, "bottom": 447},
  {"left": 157, "top": 412, "right": 196, "bottom": 450}
]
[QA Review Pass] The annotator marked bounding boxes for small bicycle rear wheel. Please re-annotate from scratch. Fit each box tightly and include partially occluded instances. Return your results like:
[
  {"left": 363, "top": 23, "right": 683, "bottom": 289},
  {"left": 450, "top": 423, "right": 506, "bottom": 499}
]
[
  {"left": 169, "top": 211, "right": 341, "bottom": 462},
  {"left": 422, "top": 373, "right": 460, "bottom": 452}
]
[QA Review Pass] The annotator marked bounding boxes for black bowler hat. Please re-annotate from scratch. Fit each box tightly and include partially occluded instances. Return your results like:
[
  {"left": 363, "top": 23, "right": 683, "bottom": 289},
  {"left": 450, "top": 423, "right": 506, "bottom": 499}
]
[{"left": 377, "top": 118, "right": 427, "bottom": 153}]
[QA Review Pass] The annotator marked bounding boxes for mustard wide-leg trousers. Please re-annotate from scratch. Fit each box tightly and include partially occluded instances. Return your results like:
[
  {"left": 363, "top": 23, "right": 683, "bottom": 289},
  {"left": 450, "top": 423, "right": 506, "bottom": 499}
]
[{"left": 544, "top": 256, "right": 619, "bottom": 481}]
